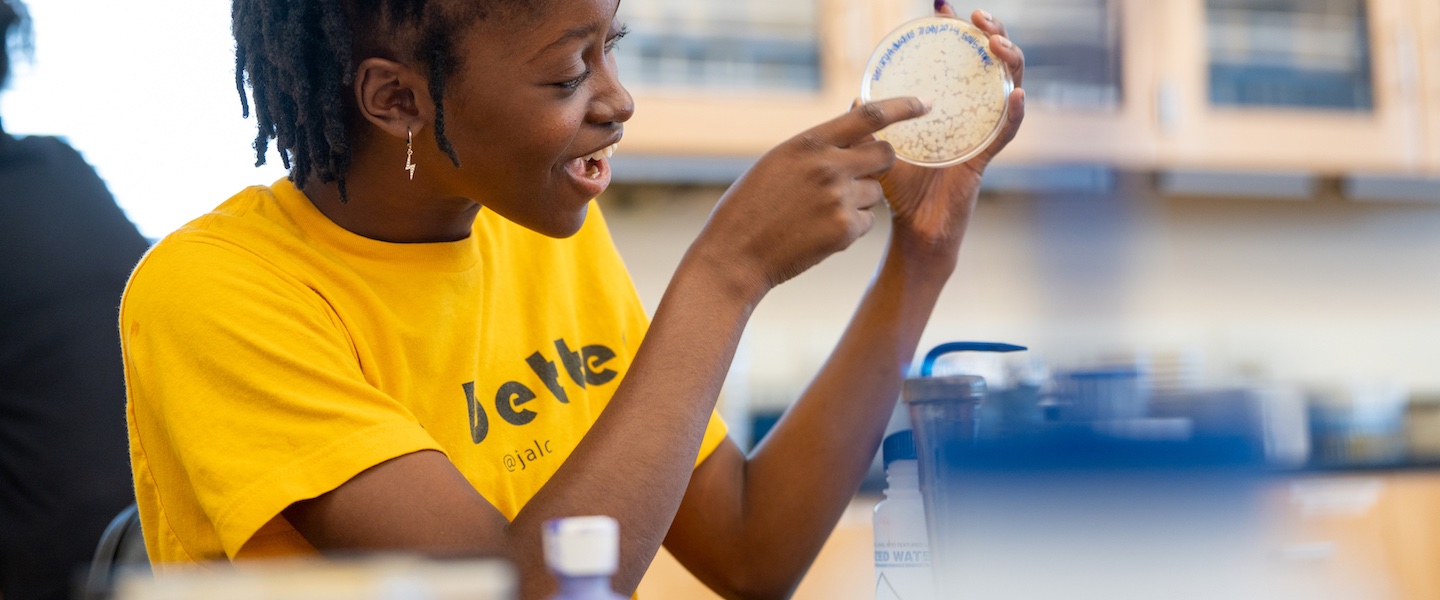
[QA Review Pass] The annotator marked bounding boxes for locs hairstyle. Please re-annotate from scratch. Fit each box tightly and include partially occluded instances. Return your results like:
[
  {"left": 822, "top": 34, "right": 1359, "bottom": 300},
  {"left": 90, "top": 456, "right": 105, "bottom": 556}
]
[{"left": 232, "top": 0, "right": 497, "bottom": 201}]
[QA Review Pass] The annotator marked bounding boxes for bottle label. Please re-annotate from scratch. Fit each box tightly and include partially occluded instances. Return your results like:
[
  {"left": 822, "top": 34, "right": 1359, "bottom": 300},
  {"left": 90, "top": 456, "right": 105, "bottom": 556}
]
[{"left": 875, "top": 541, "right": 934, "bottom": 600}]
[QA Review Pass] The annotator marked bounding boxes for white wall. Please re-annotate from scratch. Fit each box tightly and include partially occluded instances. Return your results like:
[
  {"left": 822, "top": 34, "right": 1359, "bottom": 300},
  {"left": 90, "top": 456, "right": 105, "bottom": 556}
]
[
  {"left": 3, "top": 0, "right": 288, "bottom": 239},
  {"left": 601, "top": 178, "right": 1440, "bottom": 411}
]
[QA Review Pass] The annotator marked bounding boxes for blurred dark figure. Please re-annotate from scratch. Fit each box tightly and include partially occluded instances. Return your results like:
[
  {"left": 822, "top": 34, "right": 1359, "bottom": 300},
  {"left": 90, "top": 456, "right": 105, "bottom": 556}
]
[{"left": 0, "top": 2, "right": 150, "bottom": 598}]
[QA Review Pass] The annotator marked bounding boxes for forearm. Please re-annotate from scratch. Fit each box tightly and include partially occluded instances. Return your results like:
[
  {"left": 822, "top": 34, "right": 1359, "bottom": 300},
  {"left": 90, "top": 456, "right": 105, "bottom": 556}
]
[
  {"left": 508, "top": 249, "right": 763, "bottom": 597},
  {"left": 739, "top": 232, "right": 957, "bottom": 585}
]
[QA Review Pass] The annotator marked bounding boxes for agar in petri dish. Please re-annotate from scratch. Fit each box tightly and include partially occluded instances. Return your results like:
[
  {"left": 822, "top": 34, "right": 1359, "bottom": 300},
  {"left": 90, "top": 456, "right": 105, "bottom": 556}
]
[{"left": 860, "top": 16, "right": 1013, "bottom": 168}]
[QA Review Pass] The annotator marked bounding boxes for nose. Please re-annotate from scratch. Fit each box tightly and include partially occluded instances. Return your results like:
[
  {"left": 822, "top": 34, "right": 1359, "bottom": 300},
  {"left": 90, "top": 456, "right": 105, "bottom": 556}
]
[{"left": 589, "top": 59, "right": 634, "bottom": 126}]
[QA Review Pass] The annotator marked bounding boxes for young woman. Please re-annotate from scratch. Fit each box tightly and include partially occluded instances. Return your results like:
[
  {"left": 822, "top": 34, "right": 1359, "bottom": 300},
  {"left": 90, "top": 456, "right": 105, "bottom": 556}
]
[{"left": 121, "top": 0, "right": 1026, "bottom": 598}]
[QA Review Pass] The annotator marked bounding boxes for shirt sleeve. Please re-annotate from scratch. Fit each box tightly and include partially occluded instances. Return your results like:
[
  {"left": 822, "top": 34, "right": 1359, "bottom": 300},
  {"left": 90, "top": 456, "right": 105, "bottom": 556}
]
[{"left": 123, "top": 239, "right": 444, "bottom": 558}]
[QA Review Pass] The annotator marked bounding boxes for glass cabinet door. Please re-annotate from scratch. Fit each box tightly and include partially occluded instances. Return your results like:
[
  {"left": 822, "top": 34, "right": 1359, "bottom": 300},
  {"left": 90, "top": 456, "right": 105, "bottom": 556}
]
[
  {"left": 952, "top": 0, "right": 1162, "bottom": 167},
  {"left": 613, "top": 0, "right": 822, "bottom": 92},
  {"left": 982, "top": 0, "right": 1125, "bottom": 111},
  {"left": 613, "top": 0, "right": 850, "bottom": 157},
  {"left": 1207, "top": 0, "right": 1374, "bottom": 111},
  {"left": 1155, "top": 0, "right": 1425, "bottom": 173}
]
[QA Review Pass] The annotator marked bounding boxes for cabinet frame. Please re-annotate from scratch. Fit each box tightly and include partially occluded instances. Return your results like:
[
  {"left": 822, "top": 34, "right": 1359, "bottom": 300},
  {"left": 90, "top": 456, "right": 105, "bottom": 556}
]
[{"left": 1417, "top": 0, "right": 1440, "bottom": 174}]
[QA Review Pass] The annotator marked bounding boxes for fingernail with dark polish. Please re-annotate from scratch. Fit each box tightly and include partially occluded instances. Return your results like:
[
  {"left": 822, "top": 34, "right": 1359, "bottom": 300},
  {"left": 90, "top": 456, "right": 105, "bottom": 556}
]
[{"left": 934, "top": 0, "right": 947, "bottom": 11}]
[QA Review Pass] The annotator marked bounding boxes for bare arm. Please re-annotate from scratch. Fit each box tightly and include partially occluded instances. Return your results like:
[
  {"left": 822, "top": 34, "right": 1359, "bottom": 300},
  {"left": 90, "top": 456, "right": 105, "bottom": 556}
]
[
  {"left": 281, "top": 98, "right": 932, "bottom": 600},
  {"left": 661, "top": 9, "right": 1028, "bottom": 599},
  {"left": 663, "top": 233, "right": 957, "bottom": 600}
]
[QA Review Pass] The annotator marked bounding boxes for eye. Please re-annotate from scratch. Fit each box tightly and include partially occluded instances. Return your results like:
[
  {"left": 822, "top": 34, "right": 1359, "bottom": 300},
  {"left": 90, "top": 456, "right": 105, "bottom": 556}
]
[
  {"left": 553, "top": 23, "right": 629, "bottom": 91},
  {"left": 604, "top": 23, "right": 629, "bottom": 54},
  {"left": 558, "top": 69, "right": 593, "bottom": 91}
]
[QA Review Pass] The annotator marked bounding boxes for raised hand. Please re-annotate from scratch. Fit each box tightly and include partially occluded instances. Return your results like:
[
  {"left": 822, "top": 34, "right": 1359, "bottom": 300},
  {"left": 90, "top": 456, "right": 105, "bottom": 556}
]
[
  {"left": 877, "top": 6, "right": 1027, "bottom": 255},
  {"left": 692, "top": 96, "right": 932, "bottom": 297}
]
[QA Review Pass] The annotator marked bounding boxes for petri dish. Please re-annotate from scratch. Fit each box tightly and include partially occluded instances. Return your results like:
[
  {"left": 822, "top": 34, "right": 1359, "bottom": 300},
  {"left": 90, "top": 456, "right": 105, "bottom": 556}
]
[{"left": 860, "top": 16, "right": 1013, "bottom": 168}]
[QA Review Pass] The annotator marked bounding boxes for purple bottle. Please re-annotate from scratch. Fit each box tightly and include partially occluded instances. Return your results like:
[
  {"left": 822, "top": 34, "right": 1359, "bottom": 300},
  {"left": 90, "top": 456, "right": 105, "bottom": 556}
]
[{"left": 543, "top": 516, "right": 627, "bottom": 600}]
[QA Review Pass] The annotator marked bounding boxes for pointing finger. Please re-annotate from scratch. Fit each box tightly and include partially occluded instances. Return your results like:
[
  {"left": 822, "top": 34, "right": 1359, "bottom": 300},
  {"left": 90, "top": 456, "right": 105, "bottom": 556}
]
[{"left": 800, "top": 97, "right": 932, "bottom": 149}]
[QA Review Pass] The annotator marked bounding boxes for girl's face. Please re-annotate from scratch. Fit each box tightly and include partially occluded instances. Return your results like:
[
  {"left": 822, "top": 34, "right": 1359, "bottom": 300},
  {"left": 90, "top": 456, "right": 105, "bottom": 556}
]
[{"left": 430, "top": 0, "right": 631, "bottom": 238}]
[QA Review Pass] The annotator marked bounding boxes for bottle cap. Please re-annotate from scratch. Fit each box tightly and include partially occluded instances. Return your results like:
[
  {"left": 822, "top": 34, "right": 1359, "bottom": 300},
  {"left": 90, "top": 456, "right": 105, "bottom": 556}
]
[
  {"left": 882, "top": 430, "right": 917, "bottom": 468},
  {"left": 543, "top": 516, "right": 619, "bottom": 577},
  {"left": 860, "top": 16, "right": 1014, "bottom": 168}
]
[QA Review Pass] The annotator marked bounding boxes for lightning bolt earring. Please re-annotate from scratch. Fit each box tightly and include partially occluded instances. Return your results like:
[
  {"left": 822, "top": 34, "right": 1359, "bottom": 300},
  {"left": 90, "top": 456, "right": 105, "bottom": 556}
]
[{"left": 404, "top": 128, "right": 417, "bottom": 181}]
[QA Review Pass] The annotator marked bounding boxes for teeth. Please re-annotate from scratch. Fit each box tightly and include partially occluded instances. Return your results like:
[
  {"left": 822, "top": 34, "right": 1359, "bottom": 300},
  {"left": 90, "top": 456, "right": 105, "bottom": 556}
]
[
  {"left": 583, "top": 143, "right": 619, "bottom": 163},
  {"left": 578, "top": 143, "right": 618, "bottom": 179}
]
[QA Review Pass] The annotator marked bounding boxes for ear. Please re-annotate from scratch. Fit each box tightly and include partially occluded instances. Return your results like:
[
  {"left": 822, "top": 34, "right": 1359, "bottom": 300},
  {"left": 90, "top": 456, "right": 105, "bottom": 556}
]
[{"left": 353, "top": 57, "right": 431, "bottom": 139}]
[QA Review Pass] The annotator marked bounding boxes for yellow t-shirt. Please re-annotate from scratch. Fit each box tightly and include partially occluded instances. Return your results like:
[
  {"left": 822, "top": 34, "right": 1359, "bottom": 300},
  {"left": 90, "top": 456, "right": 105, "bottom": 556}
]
[{"left": 122, "top": 179, "right": 728, "bottom": 565}]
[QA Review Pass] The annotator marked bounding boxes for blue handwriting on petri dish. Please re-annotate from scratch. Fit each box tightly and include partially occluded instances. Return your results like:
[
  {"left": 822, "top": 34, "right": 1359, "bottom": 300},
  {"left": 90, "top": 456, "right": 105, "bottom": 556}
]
[{"left": 872, "top": 23, "right": 995, "bottom": 82}]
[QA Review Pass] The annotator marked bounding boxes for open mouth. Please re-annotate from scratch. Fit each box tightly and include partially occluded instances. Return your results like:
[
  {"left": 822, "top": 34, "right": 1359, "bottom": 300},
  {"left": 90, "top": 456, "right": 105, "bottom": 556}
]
[{"left": 568, "top": 142, "right": 618, "bottom": 180}]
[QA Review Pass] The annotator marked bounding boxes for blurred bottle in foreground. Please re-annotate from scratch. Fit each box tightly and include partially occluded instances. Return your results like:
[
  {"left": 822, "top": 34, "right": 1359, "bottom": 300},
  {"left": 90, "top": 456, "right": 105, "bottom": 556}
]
[
  {"left": 873, "top": 405, "right": 933, "bottom": 600},
  {"left": 543, "top": 516, "right": 627, "bottom": 600}
]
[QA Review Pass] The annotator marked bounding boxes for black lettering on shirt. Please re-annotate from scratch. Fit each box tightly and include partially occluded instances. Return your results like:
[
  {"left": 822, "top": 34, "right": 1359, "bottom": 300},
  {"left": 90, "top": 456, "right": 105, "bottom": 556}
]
[
  {"left": 467, "top": 339, "right": 622, "bottom": 446},
  {"left": 581, "top": 344, "right": 618, "bottom": 385},
  {"left": 463, "top": 381, "right": 489, "bottom": 444},
  {"left": 554, "top": 339, "right": 588, "bottom": 389},
  {"left": 495, "top": 381, "right": 538, "bottom": 426},
  {"left": 525, "top": 351, "right": 570, "bottom": 404}
]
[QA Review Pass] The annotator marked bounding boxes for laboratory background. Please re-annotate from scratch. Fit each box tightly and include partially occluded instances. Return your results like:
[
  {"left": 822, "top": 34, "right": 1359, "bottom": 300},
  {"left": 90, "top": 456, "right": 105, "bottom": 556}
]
[{"left": 4, "top": 0, "right": 1440, "bottom": 598}]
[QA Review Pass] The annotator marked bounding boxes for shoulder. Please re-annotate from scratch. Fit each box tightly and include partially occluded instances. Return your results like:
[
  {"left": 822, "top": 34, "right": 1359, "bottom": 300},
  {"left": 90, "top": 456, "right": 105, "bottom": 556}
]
[
  {"left": 0, "top": 134, "right": 109, "bottom": 196},
  {"left": 1, "top": 133, "right": 80, "bottom": 164},
  {"left": 124, "top": 197, "right": 327, "bottom": 323},
  {"left": 125, "top": 239, "right": 270, "bottom": 314}
]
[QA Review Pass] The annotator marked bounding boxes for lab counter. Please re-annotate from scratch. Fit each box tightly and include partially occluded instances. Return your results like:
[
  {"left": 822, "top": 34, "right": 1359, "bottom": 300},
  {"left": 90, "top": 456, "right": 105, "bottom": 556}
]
[{"left": 639, "top": 470, "right": 1440, "bottom": 600}]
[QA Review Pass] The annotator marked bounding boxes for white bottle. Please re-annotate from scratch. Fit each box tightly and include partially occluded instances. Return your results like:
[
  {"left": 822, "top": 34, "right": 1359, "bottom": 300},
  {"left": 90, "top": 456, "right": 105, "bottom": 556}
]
[
  {"left": 874, "top": 429, "right": 935, "bottom": 600},
  {"left": 543, "top": 516, "right": 628, "bottom": 600}
]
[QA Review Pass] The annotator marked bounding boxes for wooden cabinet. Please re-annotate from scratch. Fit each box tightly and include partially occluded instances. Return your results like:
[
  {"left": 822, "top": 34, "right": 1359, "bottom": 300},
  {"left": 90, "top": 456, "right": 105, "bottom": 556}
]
[
  {"left": 975, "top": 0, "right": 1164, "bottom": 170},
  {"left": 1152, "top": 0, "right": 1427, "bottom": 175},
  {"left": 1385, "top": 474, "right": 1440, "bottom": 600},
  {"left": 1418, "top": 0, "right": 1440, "bottom": 173},
  {"left": 1270, "top": 472, "right": 1440, "bottom": 600},
  {"left": 620, "top": 0, "right": 1439, "bottom": 176},
  {"left": 620, "top": 0, "right": 896, "bottom": 157}
]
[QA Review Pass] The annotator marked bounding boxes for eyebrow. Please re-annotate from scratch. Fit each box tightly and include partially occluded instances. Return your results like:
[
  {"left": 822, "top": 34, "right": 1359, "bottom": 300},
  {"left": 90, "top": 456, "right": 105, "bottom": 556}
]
[{"left": 537, "top": 23, "right": 603, "bottom": 57}]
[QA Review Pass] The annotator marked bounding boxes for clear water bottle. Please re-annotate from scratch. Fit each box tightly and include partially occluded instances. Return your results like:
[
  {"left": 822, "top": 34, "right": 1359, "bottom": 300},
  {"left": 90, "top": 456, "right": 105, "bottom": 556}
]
[
  {"left": 543, "top": 516, "right": 627, "bottom": 600},
  {"left": 874, "top": 428, "right": 935, "bottom": 600}
]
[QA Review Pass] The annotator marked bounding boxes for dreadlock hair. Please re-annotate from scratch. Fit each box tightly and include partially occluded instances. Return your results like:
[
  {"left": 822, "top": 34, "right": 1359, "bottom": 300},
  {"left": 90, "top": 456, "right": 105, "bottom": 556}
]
[
  {"left": 232, "top": 0, "right": 494, "bottom": 202},
  {"left": 1, "top": 0, "right": 32, "bottom": 90}
]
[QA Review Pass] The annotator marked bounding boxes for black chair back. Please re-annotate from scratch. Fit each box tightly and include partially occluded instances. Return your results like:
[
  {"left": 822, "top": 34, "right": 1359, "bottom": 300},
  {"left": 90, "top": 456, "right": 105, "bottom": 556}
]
[{"left": 81, "top": 503, "right": 149, "bottom": 600}]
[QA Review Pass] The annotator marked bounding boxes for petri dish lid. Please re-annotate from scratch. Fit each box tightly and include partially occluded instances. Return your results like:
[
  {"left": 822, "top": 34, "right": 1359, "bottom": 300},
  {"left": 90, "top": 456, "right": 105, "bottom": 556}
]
[{"left": 860, "top": 16, "right": 1013, "bottom": 168}]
